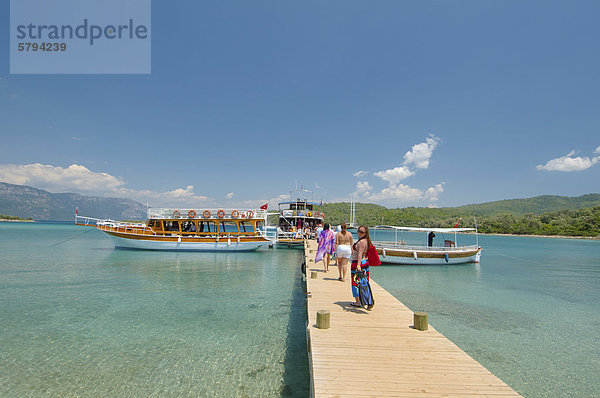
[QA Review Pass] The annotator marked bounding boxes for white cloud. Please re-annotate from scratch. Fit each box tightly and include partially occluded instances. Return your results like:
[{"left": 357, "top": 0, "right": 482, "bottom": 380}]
[
  {"left": 356, "top": 135, "right": 444, "bottom": 205},
  {"left": 367, "top": 184, "right": 423, "bottom": 201},
  {"left": 594, "top": 146, "right": 600, "bottom": 155},
  {"left": 373, "top": 166, "right": 414, "bottom": 185},
  {"left": 236, "top": 193, "right": 290, "bottom": 210},
  {"left": 353, "top": 170, "right": 368, "bottom": 177},
  {"left": 424, "top": 183, "right": 444, "bottom": 201},
  {"left": 536, "top": 151, "right": 600, "bottom": 172},
  {"left": 0, "top": 163, "right": 126, "bottom": 192},
  {"left": 355, "top": 181, "right": 372, "bottom": 196},
  {"left": 226, "top": 192, "right": 235, "bottom": 199},
  {"left": 0, "top": 163, "right": 209, "bottom": 205},
  {"left": 366, "top": 183, "right": 444, "bottom": 203},
  {"left": 403, "top": 135, "right": 440, "bottom": 169}
]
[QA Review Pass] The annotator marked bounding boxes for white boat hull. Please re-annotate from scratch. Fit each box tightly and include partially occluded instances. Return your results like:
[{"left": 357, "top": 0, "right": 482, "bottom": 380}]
[
  {"left": 106, "top": 234, "right": 270, "bottom": 252},
  {"left": 377, "top": 246, "right": 482, "bottom": 265}
]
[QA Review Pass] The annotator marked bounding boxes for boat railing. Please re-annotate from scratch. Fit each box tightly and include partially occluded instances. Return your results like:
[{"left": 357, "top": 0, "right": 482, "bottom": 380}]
[
  {"left": 76, "top": 215, "right": 156, "bottom": 235},
  {"left": 372, "top": 240, "right": 479, "bottom": 252},
  {"left": 148, "top": 208, "right": 268, "bottom": 219},
  {"left": 75, "top": 215, "right": 102, "bottom": 226}
]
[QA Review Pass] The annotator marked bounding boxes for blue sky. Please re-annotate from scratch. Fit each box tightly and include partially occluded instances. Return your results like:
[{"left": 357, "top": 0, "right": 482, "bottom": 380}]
[{"left": 1, "top": 0, "right": 599, "bottom": 210}]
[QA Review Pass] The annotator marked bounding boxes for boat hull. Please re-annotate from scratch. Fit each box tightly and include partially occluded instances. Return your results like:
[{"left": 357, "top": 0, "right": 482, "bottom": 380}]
[
  {"left": 377, "top": 247, "right": 482, "bottom": 265},
  {"left": 104, "top": 231, "right": 270, "bottom": 252}
]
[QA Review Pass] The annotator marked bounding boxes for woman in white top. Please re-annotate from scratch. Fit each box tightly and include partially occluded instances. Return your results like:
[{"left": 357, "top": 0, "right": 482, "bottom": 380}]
[{"left": 335, "top": 223, "right": 353, "bottom": 282}]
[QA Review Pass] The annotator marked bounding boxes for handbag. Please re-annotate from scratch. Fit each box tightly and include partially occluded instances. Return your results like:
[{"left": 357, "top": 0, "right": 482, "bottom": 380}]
[{"left": 367, "top": 244, "right": 381, "bottom": 266}]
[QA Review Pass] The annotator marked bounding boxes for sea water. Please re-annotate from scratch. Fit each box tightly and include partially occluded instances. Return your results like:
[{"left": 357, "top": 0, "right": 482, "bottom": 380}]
[
  {"left": 370, "top": 231, "right": 600, "bottom": 398},
  {"left": 0, "top": 222, "right": 309, "bottom": 397},
  {"left": 2, "top": 223, "right": 599, "bottom": 397}
]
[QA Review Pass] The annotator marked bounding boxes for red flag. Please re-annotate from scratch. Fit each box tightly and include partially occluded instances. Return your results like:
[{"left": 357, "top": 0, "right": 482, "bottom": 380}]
[
  {"left": 454, "top": 218, "right": 461, "bottom": 228},
  {"left": 260, "top": 203, "right": 268, "bottom": 210},
  {"left": 75, "top": 207, "right": 78, "bottom": 215}
]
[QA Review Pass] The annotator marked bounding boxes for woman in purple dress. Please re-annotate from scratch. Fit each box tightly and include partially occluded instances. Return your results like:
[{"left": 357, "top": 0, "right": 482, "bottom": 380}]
[{"left": 315, "top": 223, "right": 335, "bottom": 272}]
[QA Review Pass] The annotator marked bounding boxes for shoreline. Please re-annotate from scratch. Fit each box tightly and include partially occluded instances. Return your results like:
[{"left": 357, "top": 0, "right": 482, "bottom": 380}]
[
  {"left": 0, "top": 219, "right": 35, "bottom": 223},
  {"left": 478, "top": 232, "right": 600, "bottom": 240}
]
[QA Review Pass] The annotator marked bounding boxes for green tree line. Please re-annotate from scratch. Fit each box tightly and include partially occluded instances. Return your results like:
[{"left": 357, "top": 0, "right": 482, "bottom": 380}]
[{"left": 313, "top": 203, "right": 600, "bottom": 237}]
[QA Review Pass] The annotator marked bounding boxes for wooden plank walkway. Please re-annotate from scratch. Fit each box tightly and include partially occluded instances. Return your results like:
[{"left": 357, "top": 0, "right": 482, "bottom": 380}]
[{"left": 303, "top": 240, "right": 521, "bottom": 397}]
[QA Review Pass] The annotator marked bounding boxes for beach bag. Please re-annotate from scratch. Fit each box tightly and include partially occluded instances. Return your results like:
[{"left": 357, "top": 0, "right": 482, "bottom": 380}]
[
  {"left": 367, "top": 244, "right": 381, "bottom": 266},
  {"left": 357, "top": 270, "right": 375, "bottom": 309}
]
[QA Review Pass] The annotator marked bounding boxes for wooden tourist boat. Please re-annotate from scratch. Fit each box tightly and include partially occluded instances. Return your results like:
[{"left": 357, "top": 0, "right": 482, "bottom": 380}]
[
  {"left": 274, "top": 200, "right": 324, "bottom": 247},
  {"left": 75, "top": 208, "right": 270, "bottom": 251},
  {"left": 371, "top": 226, "right": 482, "bottom": 265}
]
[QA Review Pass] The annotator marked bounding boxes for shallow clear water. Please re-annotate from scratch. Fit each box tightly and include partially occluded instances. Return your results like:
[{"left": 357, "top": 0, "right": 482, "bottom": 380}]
[
  {"left": 0, "top": 222, "right": 309, "bottom": 397},
  {"left": 2, "top": 223, "right": 599, "bottom": 397},
  {"left": 372, "top": 232, "right": 600, "bottom": 398}
]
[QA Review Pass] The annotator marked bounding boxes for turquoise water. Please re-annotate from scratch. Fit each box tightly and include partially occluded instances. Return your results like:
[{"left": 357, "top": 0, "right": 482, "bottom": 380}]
[
  {"left": 0, "top": 223, "right": 309, "bottom": 397},
  {"left": 2, "top": 223, "right": 599, "bottom": 397},
  {"left": 372, "top": 233, "right": 600, "bottom": 398}
]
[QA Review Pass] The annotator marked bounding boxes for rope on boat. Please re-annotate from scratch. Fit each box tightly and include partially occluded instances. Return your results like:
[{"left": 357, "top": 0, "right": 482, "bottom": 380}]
[
  {"left": 50, "top": 228, "right": 94, "bottom": 247},
  {"left": 484, "top": 248, "right": 546, "bottom": 265}
]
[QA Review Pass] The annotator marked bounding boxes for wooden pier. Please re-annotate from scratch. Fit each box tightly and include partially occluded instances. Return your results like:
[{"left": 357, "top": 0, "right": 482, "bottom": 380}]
[{"left": 303, "top": 240, "right": 521, "bottom": 397}]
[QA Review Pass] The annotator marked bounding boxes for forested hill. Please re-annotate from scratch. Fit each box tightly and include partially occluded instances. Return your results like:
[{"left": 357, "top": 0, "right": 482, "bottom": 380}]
[{"left": 315, "top": 194, "right": 600, "bottom": 237}]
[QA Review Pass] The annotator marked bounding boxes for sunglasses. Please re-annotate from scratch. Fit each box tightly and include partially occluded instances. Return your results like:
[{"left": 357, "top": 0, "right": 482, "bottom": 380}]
[{"left": 358, "top": 229, "right": 365, "bottom": 234}]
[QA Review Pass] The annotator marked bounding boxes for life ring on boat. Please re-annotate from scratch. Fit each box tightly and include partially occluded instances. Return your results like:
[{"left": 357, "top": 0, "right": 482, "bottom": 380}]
[
  {"left": 307, "top": 211, "right": 312, "bottom": 217},
  {"left": 217, "top": 209, "right": 225, "bottom": 218},
  {"left": 231, "top": 210, "right": 239, "bottom": 218},
  {"left": 173, "top": 210, "right": 181, "bottom": 218},
  {"left": 202, "top": 210, "right": 211, "bottom": 218},
  {"left": 246, "top": 210, "right": 254, "bottom": 218},
  {"left": 188, "top": 210, "right": 196, "bottom": 218}
]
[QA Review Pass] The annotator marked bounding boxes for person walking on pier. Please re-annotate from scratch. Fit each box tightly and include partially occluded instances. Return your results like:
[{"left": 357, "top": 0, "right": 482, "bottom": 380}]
[
  {"left": 315, "top": 223, "right": 335, "bottom": 272},
  {"left": 350, "top": 225, "right": 372, "bottom": 309},
  {"left": 335, "top": 223, "right": 353, "bottom": 282}
]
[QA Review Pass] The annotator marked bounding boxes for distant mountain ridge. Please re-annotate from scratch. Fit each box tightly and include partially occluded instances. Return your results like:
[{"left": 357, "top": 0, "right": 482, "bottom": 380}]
[{"left": 0, "top": 182, "right": 146, "bottom": 221}]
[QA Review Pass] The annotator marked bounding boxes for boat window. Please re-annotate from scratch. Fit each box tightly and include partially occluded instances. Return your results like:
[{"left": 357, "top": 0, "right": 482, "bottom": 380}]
[
  {"left": 197, "top": 221, "right": 216, "bottom": 233},
  {"left": 164, "top": 220, "right": 180, "bottom": 232},
  {"left": 181, "top": 221, "right": 197, "bottom": 233},
  {"left": 239, "top": 221, "right": 255, "bottom": 233},
  {"left": 219, "top": 221, "right": 239, "bottom": 233},
  {"left": 147, "top": 219, "right": 157, "bottom": 227}
]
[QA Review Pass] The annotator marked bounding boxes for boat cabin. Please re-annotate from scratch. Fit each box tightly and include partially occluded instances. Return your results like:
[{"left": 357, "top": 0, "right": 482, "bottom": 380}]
[
  {"left": 277, "top": 200, "right": 324, "bottom": 233},
  {"left": 146, "top": 218, "right": 264, "bottom": 237}
]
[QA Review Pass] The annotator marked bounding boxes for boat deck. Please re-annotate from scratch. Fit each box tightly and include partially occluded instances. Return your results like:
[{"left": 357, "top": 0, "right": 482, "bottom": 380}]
[{"left": 303, "top": 240, "right": 521, "bottom": 397}]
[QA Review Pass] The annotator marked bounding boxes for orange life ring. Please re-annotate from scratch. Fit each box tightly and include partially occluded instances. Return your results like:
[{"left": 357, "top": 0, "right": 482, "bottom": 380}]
[
  {"left": 246, "top": 210, "right": 254, "bottom": 218},
  {"left": 231, "top": 210, "right": 239, "bottom": 218},
  {"left": 217, "top": 209, "right": 225, "bottom": 218},
  {"left": 188, "top": 210, "right": 196, "bottom": 218},
  {"left": 203, "top": 210, "right": 211, "bottom": 218},
  {"left": 173, "top": 210, "right": 181, "bottom": 218}
]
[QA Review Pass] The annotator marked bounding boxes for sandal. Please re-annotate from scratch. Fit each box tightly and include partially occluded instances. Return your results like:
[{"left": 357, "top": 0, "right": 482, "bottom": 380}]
[
  {"left": 338, "top": 277, "right": 343, "bottom": 281},
  {"left": 350, "top": 302, "right": 362, "bottom": 308}
]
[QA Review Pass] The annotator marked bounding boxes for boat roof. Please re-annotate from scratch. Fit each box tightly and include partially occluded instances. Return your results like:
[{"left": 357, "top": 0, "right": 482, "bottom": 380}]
[
  {"left": 278, "top": 201, "right": 321, "bottom": 205},
  {"left": 372, "top": 225, "right": 476, "bottom": 233}
]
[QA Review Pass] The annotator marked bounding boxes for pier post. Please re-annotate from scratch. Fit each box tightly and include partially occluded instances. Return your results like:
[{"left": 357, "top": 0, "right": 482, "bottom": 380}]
[
  {"left": 414, "top": 312, "right": 428, "bottom": 331},
  {"left": 310, "top": 271, "right": 318, "bottom": 279},
  {"left": 316, "top": 310, "right": 330, "bottom": 329}
]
